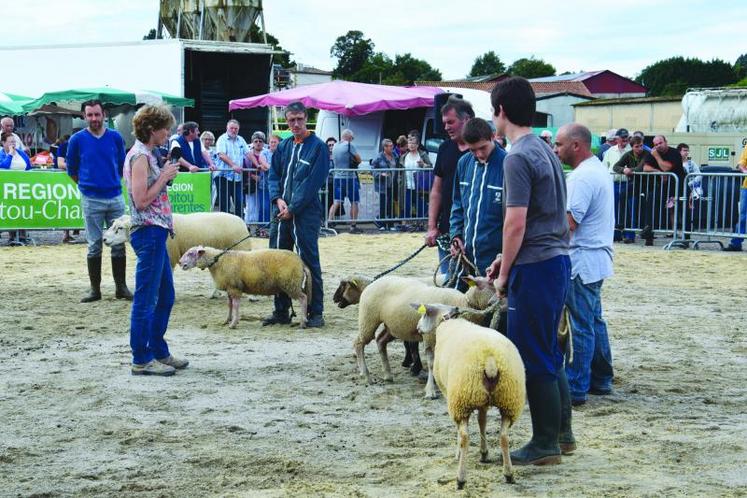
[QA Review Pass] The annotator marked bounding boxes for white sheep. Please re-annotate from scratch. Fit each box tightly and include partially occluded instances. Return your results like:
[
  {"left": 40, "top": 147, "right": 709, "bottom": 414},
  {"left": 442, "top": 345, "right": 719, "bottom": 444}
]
[
  {"left": 103, "top": 212, "right": 252, "bottom": 270},
  {"left": 179, "top": 246, "right": 311, "bottom": 329},
  {"left": 413, "top": 303, "right": 526, "bottom": 489},
  {"left": 353, "top": 276, "right": 496, "bottom": 399}
]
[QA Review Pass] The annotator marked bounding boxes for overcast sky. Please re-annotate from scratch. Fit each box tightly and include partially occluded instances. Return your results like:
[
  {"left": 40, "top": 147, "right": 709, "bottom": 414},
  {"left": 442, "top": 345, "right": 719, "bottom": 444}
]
[{"left": 6, "top": 0, "right": 746, "bottom": 80}]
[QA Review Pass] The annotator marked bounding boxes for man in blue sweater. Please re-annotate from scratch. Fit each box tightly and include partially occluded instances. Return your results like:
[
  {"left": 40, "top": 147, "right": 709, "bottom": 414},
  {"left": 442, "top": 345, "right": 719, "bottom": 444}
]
[
  {"left": 66, "top": 100, "right": 132, "bottom": 303},
  {"left": 449, "top": 117, "right": 506, "bottom": 291},
  {"left": 265, "top": 101, "right": 329, "bottom": 328}
]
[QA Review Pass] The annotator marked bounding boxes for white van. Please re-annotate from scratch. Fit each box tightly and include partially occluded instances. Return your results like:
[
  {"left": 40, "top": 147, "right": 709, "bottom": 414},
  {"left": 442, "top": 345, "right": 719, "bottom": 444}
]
[{"left": 314, "top": 87, "right": 494, "bottom": 167}]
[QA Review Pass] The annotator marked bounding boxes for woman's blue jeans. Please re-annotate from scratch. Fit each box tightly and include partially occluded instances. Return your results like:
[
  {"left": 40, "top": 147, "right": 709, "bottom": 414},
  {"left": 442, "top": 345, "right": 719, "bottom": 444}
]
[
  {"left": 129, "top": 226, "right": 175, "bottom": 365},
  {"left": 564, "top": 276, "right": 613, "bottom": 402},
  {"left": 728, "top": 188, "right": 747, "bottom": 249}
]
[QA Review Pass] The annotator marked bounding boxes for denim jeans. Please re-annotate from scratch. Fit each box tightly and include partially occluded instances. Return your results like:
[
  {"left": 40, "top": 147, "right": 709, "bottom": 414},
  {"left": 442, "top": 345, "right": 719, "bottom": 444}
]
[
  {"left": 129, "top": 226, "right": 175, "bottom": 365},
  {"left": 564, "top": 276, "right": 613, "bottom": 401},
  {"left": 729, "top": 187, "right": 747, "bottom": 248},
  {"left": 613, "top": 181, "right": 636, "bottom": 241},
  {"left": 81, "top": 194, "right": 126, "bottom": 258}
]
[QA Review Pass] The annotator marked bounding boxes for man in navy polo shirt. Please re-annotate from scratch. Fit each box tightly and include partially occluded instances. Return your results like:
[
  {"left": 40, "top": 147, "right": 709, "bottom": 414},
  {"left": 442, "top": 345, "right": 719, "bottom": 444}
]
[{"left": 67, "top": 100, "right": 132, "bottom": 303}]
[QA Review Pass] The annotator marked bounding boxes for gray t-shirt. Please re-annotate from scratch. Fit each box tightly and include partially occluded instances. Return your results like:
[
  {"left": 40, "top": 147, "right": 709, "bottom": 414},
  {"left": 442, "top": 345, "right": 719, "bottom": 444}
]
[
  {"left": 504, "top": 133, "right": 569, "bottom": 265},
  {"left": 331, "top": 140, "right": 359, "bottom": 179}
]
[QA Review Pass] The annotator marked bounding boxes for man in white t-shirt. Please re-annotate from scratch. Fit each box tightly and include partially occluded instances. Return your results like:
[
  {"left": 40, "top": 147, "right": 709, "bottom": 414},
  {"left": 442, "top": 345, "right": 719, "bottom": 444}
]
[
  {"left": 1, "top": 117, "right": 26, "bottom": 152},
  {"left": 554, "top": 123, "right": 615, "bottom": 407}
]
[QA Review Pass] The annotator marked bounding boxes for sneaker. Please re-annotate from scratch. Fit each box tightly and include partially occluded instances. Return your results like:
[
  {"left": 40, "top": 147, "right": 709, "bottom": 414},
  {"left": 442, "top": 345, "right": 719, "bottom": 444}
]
[
  {"left": 132, "top": 359, "right": 176, "bottom": 376},
  {"left": 644, "top": 239, "right": 654, "bottom": 247},
  {"left": 157, "top": 354, "right": 189, "bottom": 370},
  {"left": 349, "top": 225, "right": 362, "bottom": 234},
  {"left": 723, "top": 245, "right": 742, "bottom": 252},
  {"left": 306, "top": 315, "right": 325, "bottom": 328},
  {"left": 262, "top": 312, "right": 291, "bottom": 326},
  {"left": 571, "top": 398, "right": 587, "bottom": 407},
  {"left": 379, "top": 226, "right": 387, "bottom": 232},
  {"left": 589, "top": 386, "right": 612, "bottom": 396}
]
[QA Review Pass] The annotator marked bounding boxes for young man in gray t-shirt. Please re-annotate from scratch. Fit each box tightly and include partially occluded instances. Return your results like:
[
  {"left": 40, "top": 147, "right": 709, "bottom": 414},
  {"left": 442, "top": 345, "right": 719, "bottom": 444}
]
[{"left": 486, "top": 77, "right": 574, "bottom": 466}]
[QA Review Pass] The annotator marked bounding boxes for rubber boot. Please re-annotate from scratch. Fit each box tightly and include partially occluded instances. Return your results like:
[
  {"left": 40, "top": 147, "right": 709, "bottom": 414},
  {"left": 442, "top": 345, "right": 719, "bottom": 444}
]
[
  {"left": 558, "top": 368, "right": 577, "bottom": 455},
  {"left": 112, "top": 257, "right": 133, "bottom": 300},
  {"left": 81, "top": 256, "right": 102, "bottom": 303},
  {"left": 511, "top": 379, "right": 562, "bottom": 466}
]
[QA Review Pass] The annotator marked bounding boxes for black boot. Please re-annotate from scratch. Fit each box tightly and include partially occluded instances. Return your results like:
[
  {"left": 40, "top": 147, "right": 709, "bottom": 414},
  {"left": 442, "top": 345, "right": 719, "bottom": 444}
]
[
  {"left": 262, "top": 310, "right": 291, "bottom": 326},
  {"left": 511, "top": 379, "right": 562, "bottom": 466},
  {"left": 81, "top": 256, "right": 102, "bottom": 303},
  {"left": 557, "top": 368, "right": 577, "bottom": 455},
  {"left": 112, "top": 256, "right": 133, "bottom": 300}
]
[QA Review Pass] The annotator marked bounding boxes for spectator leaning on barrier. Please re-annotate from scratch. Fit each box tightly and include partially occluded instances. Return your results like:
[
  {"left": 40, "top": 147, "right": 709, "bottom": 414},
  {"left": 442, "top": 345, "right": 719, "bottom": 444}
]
[
  {"left": 449, "top": 118, "right": 507, "bottom": 292},
  {"left": 266, "top": 101, "right": 329, "bottom": 328},
  {"left": 602, "top": 129, "right": 632, "bottom": 242},
  {"left": 371, "top": 138, "right": 397, "bottom": 230},
  {"left": 329, "top": 129, "right": 363, "bottom": 233},
  {"left": 214, "top": 119, "right": 249, "bottom": 218},
  {"left": 399, "top": 133, "right": 432, "bottom": 223},
  {"left": 174, "top": 121, "right": 206, "bottom": 172},
  {"left": 1, "top": 117, "right": 27, "bottom": 152},
  {"left": 640, "top": 135, "right": 686, "bottom": 245},
  {"left": 486, "top": 77, "right": 572, "bottom": 467},
  {"left": 425, "top": 95, "right": 474, "bottom": 277},
  {"left": 611, "top": 135, "right": 651, "bottom": 243},
  {"left": 554, "top": 123, "right": 615, "bottom": 407},
  {"left": 66, "top": 99, "right": 133, "bottom": 303},
  {"left": 633, "top": 130, "right": 652, "bottom": 152},
  {"left": 596, "top": 128, "right": 617, "bottom": 160},
  {"left": 723, "top": 143, "right": 747, "bottom": 252},
  {"left": 245, "top": 130, "right": 269, "bottom": 227},
  {"left": 123, "top": 104, "right": 186, "bottom": 377}
]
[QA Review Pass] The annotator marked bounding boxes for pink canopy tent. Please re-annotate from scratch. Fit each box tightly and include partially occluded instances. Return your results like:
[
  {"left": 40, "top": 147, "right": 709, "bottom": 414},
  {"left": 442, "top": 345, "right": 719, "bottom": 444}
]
[{"left": 228, "top": 80, "right": 444, "bottom": 116}]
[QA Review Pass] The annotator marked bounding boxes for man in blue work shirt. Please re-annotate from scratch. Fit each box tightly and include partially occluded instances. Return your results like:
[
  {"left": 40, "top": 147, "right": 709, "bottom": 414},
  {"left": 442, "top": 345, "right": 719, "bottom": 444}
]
[
  {"left": 66, "top": 99, "right": 132, "bottom": 303},
  {"left": 265, "top": 101, "right": 329, "bottom": 328},
  {"left": 449, "top": 117, "right": 506, "bottom": 290}
]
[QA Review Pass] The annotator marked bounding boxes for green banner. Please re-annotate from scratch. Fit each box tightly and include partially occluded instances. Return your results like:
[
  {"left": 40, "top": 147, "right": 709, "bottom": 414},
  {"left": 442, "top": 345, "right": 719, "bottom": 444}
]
[{"left": 0, "top": 171, "right": 212, "bottom": 229}]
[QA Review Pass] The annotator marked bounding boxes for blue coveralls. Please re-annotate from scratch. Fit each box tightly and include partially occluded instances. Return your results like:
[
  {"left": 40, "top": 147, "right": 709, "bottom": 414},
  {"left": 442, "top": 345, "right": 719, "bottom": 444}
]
[
  {"left": 268, "top": 133, "right": 329, "bottom": 317},
  {"left": 449, "top": 144, "right": 507, "bottom": 289}
]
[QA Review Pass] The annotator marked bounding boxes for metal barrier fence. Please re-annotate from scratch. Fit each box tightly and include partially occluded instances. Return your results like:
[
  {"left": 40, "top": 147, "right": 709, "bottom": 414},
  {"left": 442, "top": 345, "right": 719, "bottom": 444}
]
[{"left": 611, "top": 170, "right": 746, "bottom": 250}]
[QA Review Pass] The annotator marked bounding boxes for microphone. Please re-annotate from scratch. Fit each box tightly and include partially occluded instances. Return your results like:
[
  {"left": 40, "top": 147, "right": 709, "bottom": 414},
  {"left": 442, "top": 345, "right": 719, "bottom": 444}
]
[{"left": 168, "top": 141, "right": 182, "bottom": 186}]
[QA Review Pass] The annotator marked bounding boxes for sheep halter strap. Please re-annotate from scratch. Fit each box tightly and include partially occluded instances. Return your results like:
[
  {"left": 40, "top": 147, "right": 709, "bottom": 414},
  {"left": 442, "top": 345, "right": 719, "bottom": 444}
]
[{"left": 206, "top": 233, "right": 253, "bottom": 268}]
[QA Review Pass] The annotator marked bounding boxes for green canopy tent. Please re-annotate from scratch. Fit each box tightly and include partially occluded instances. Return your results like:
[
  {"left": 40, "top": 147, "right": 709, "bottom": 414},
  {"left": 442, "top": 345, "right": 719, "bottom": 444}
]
[
  {"left": 0, "top": 92, "right": 34, "bottom": 116},
  {"left": 22, "top": 87, "right": 194, "bottom": 112}
]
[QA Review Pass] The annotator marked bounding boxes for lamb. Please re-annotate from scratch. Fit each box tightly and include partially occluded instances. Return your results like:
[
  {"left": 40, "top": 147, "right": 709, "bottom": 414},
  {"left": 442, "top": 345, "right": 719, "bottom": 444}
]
[
  {"left": 179, "top": 246, "right": 311, "bottom": 329},
  {"left": 352, "top": 275, "right": 496, "bottom": 399},
  {"left": 103, "top": 212, "right": 252, "bottom": 270},
  {"left": 413, "top": 303, "right": 526, "bottom": 489}
]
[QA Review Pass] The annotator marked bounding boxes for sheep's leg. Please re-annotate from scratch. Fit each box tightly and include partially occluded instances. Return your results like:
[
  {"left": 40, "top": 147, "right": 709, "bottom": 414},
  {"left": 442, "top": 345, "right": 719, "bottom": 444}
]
[
  {"left": 223, "top": 296, "right": 233, "bottom": 325},
  {"left": 500, "top": 415, "right": 515, "bottom": 484},
  {"left": 478, "top": 407, "right": 489, "bottom": 463},
  {"left": 375, "top": 326, "right": 395, "bottom": 382},
  {"left": 228, "top": 295, "right": 241, "bottom": 329},
  {"left": 354, "top": 320, "right": 379, "bottom": 384},
  {"left": 423, "top": 345, "right": 439, "bottom": 399},
  {"left": 456, "top": 418, "right": 469, "bottom": 490},
  {"left": 298, "top": 292, "right": 308, "bottom": 329}
]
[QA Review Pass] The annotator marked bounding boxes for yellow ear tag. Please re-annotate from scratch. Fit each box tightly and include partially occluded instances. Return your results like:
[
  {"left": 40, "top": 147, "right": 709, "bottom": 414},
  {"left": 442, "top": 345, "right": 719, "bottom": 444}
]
[
  {"left": 466, "top": 280, "right": 476, "bottom": 288},
  {"left": 417, "top": 304, "right": 427, "bottom": 315},
  {"left": 351, "top": 279, "right": 359, "bottom": 287}
]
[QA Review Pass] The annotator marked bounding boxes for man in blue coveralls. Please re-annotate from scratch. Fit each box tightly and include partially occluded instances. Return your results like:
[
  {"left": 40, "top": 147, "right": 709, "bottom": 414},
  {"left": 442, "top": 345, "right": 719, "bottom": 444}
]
[
  {"left": 449, "top": 117, "right": 506, "bottom": 291},
  {"left": 487, "top": 77, "right": 574, "bottom": 466},
  {"left": 264, "top": 101, "right": 329, "bottom": 328}
]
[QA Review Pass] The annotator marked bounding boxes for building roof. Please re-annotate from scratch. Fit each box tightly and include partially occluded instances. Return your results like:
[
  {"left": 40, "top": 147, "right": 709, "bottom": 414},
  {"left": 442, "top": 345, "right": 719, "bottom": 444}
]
[
  {"left": 573, "top": 95, "right": 681, "bottom": 107},
  {"left": 531, "top": 81, "right": 594, "bottom": 97},
  {"left": 292, "top": 64, "right": 332, "bottom": 75},
  {"left": 529, "top": 71, "right": 606, "bottom": 82}
]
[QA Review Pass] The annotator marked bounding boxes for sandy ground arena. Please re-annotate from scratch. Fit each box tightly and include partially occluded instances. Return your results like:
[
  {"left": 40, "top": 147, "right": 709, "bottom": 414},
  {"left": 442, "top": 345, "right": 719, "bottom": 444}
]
[{"left": 1, "top": 232, "right": 746, "bottom": 497}]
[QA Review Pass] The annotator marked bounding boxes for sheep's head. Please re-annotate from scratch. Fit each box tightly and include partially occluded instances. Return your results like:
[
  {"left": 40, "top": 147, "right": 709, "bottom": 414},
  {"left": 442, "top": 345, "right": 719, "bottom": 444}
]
[
  {"left": 332, "top": 276, "right": 371, "bottom": 308},
  {"left": 179, "top": 245, "right": 207, "bottom": 271},
  {"left": 462, "top": 276, "right": 497, "bottom": 310},
  {"left": 411, "top": 303, "right": 460, "bottom": 335},
  {"left": 102, "top": 215, "right": 132, "bottom": 247}
]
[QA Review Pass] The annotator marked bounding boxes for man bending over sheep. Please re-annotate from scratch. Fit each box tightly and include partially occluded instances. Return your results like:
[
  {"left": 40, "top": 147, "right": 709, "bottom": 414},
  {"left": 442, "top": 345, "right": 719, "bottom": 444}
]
[
  {"left": 487, "top": 77, "right": 574, "bottom": 465},
  {"left": 264, "top": 101, "right": 329, "bottom": 328},
  {"left": 449, "top": 117, "right": 506, "bottom": 291}
]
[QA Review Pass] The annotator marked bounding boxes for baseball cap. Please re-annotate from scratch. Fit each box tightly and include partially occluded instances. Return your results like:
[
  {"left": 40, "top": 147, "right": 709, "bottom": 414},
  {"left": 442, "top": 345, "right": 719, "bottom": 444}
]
[
  {"left": 606, "top": 129, "right": 618, "bottom": 141},
  {"left": 615, "top": 128, "right": 630, "bottom": 139}
]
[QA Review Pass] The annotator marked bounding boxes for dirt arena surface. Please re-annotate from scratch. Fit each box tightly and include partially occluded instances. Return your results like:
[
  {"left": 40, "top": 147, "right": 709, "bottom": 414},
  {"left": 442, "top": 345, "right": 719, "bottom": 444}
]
[{"left": 1, "top": 232, "right": 745, "bottom": 497}]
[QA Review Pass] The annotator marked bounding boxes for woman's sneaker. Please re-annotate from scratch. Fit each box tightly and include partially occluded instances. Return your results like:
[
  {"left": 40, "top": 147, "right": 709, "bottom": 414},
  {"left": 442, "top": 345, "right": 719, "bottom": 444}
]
[
  {"left": 131, "top": 360, "right": 176, "bottom": 376},
  {"left": 157, "top": 354, "right": 189, "bottom": 370}
]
